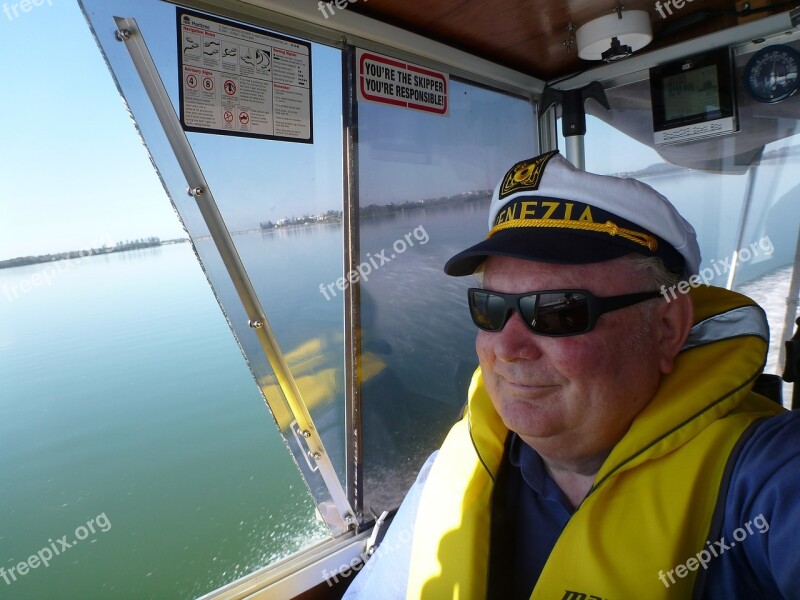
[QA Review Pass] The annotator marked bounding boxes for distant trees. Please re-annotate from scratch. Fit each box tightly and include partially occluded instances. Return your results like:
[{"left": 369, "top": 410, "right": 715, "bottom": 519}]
[
  {"left": 0, "top": 237, "right": 163, "bottom": 270},
  {"left": 113, "top": 237, "right": 160, "bottom": 249},
  {"left": 260, "top": 211, "right": 342, "bottom": 231},
  {"left": 258, "top": 190, "right": 493, "bottom": 230}
]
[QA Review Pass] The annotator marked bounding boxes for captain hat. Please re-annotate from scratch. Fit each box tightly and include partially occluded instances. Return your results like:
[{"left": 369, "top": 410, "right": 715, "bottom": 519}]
[{"left": 444, "top": 150, "right": 700, "bottom": 277}]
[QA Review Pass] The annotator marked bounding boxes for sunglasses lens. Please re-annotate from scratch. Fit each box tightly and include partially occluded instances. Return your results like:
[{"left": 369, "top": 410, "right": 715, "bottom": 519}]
[
  {"left": 470, "top": 290, "right": 593, "bottom": 336},
  {"left": 518, "top": 294, "right": 538, "bottom": 328},
  {"left": 470, "top": 290, "right": 508, "bottom": 330},
  {"left": 532, "top": 292, "right": 589, "bottom": 335}
]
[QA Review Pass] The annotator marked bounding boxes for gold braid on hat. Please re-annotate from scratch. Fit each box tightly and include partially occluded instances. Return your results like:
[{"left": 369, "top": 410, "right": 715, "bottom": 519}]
[{"left": 489, "top": 218, "right": 659, "bottom": 252}]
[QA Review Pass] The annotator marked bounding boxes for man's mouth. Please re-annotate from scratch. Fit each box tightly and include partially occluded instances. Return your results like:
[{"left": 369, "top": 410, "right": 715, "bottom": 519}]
[{"left": 502, "top": 379, "right": 559, "bottom": 396}]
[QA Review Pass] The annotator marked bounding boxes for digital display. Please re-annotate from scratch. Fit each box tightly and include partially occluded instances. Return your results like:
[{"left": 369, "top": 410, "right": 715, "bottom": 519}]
[
  {"left": 649, "top": 48, "right": 737, "bottom": 144},
  {"left": 662, "top": 65, "right": 721, "bottom": 121}
]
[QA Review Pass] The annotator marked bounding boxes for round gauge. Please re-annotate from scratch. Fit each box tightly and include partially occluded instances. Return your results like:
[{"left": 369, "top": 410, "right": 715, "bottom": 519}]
[{"left": 743, "top": 44, "right": 800, "bottom": 103}]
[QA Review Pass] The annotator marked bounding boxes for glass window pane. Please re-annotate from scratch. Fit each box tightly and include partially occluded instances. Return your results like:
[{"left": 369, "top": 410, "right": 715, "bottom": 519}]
[
  {"left": 1, "top": 1, "right": 340, "bottom": 598},
  {"left": 81, "top": 0, "right": 349, "bottom": 513},
  {"left": 356, "top": 77, "right": 538, "bottom": 511},
  {"left": 576, "top": 51, "right": 800, "bottom": 405}
]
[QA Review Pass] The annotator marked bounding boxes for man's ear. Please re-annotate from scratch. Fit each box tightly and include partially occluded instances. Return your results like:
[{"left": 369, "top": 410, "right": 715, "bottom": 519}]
[{"left": 654, "top": 292, "right": 694, "bottom": 374}]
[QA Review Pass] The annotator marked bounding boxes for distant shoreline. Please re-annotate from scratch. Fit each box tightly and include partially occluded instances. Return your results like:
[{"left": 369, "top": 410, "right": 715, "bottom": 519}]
[
  {"left": 4, "top": 191, "right": 494, "bottom": 269},
  {"left": 0, "top": 238, "right": 189, "bottom": 270}
]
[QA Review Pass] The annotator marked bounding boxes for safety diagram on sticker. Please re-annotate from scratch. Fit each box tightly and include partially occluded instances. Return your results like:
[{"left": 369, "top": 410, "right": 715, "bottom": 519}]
[{"left": 178, "top": 10, "right": 312, "bottom": 142}]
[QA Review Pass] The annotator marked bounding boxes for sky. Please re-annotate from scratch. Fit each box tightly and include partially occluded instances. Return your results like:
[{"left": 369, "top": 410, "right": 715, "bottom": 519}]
[{"left": 0, "top": 0, "right": 185, "bottom": 260}]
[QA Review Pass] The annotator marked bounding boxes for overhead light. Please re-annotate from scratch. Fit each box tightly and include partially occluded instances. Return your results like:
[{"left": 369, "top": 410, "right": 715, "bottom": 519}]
[{"left": 576, "top": 7, "right": 653, "bottom": 62}]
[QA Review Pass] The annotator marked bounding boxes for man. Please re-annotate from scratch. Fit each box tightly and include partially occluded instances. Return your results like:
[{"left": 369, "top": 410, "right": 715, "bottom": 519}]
[{"left": 343, "top": 151, "right": 799, "bottom": 599}]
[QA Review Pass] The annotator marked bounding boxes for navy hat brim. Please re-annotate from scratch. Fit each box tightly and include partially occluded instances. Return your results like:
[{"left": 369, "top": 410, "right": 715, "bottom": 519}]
[{"left": 443, "top": 228, "right": 676, "bottom": 276}]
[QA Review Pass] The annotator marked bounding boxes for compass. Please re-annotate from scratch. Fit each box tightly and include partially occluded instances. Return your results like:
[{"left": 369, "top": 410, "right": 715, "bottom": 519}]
[{"left": 743, "top": 44, "right": 800, "bottom": 103}]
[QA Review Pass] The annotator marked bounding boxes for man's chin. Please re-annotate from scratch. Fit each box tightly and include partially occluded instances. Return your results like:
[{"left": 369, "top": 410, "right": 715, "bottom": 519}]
[{"left": 496, "top": 398, "right": 564, "bottom": 439}]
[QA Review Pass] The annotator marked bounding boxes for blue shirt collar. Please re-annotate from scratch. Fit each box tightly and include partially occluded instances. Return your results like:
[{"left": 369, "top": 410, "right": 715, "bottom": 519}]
[{"left": 508, "top": 433, "right": 576, "bottom": 515}]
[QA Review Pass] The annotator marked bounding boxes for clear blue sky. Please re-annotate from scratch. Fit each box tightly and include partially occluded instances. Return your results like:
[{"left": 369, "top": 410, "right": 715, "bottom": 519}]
[
  {"left": 0, "top": 0, "right": 185, "bottom": 260},
  {"left": 0, "top": 0, "right": 352, "bottom": 260}
]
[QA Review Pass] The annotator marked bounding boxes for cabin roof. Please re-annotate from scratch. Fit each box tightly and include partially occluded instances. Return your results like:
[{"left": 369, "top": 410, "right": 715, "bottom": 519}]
[{"left": 348, "top": 0, "right": 772, "bottom": 80}]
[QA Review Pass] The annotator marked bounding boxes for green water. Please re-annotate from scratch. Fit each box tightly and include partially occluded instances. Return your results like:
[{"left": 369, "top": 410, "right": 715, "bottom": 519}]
[
  {"left": 0, "top": 243, "right": 327, "bottom": 600},
  {"left": 0, "top": 205, "right": 487, "bottom": 600}
]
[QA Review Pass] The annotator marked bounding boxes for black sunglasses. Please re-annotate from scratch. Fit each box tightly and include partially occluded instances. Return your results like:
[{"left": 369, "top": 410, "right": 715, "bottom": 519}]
[{"left": 467, "top": 288, "right": 663, "bottom": 337}]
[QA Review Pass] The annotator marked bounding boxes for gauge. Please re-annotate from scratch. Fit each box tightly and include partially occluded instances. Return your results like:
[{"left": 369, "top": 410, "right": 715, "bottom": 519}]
[{"left": 743, "top": 44, "right": 800, "bottom": 103}]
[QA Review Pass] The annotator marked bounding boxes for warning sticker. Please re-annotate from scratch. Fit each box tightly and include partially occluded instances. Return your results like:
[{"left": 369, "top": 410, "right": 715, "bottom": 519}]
[
  {"left": 177, "top": 10, "right": 313, "bottom": 143},
  {"left": 356, "top": 49, "right": 448, "bottom": 116}
]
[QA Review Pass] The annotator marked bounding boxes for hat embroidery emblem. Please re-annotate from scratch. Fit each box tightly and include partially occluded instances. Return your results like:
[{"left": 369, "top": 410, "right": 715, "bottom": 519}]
[{"left": 498, "top": 150, "right": 559, "bottom": 199}]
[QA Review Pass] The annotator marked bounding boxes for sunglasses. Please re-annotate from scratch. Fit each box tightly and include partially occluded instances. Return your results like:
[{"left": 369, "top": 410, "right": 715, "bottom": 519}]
[{"left": 467, "top": 288, "right": 663, "bottom": 337}]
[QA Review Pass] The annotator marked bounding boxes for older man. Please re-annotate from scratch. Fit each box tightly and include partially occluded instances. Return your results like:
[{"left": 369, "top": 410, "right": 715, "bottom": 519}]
[{"left": 343, "top": 151, "right": 799, "bottom": 599}]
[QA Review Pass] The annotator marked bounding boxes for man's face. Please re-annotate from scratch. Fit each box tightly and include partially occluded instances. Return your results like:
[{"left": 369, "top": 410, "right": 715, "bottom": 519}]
[{"left": 476, "top": 256, "right": 666, "bottom": 467}]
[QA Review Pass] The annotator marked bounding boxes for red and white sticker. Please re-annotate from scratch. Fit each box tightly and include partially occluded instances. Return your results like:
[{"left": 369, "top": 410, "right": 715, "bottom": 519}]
[{"left": 356, "top": 49, "right": 448, "bottom": 116}]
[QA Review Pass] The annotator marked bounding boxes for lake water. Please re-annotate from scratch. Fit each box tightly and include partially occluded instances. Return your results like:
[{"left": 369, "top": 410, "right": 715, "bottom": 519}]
[
  {"left": 0, "top": 201, "right": 796, "bottom": 599},
  {"left": 0, "top": 243, "right": 327, "bottom": 599},
  {"left": 0, "top": 205, "right": 487, "bottom": 600}
]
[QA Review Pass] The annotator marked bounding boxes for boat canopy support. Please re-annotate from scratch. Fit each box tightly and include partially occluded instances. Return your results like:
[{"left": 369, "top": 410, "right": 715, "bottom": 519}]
[{"left": 114, "top": 16, "right": 356, "bottom": 535}]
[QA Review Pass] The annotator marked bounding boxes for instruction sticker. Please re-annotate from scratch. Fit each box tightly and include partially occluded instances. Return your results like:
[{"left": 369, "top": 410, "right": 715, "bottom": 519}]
[
  {"left": 356, "top": 49, "right": 448, "bottom": 116},
  {"left": 177, "top": 9, "right": 313, "bottom": 143}
]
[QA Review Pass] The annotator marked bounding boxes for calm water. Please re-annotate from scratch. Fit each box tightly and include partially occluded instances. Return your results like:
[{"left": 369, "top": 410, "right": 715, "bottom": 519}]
[
  {"left": 0, "top": 244, "right": 327, "bottom": 600},
  {"left": 0, "top": 206, "right": 486, "bottom": 600},
  {"left": 0, "top": 200, "right": 796, "bottom": 599}
]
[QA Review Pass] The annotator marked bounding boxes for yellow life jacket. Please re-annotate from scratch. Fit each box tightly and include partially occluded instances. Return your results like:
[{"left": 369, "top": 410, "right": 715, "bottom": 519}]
[{"left": 406, "top": 286, "right": 785, "bottom": 600}]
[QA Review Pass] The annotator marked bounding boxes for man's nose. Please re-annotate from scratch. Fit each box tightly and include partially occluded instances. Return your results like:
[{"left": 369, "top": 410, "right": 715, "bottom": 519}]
[{"left": 493, "top": 310, "right": 543, "bottom": 361}]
